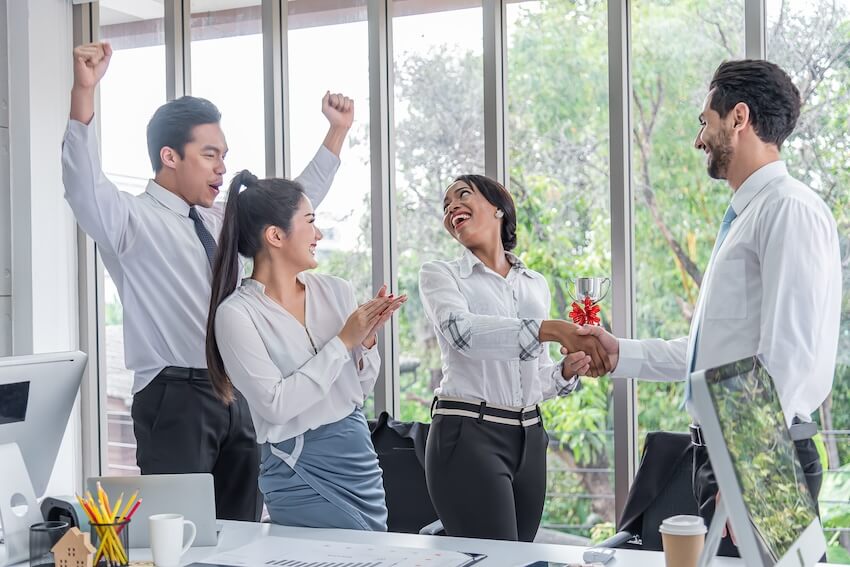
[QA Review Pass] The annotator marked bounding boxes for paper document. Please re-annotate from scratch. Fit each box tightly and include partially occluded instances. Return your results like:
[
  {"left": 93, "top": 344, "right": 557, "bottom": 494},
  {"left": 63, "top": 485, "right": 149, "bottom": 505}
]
[{"left": 189, "top": 535, "right": 485, "bottom": 567}]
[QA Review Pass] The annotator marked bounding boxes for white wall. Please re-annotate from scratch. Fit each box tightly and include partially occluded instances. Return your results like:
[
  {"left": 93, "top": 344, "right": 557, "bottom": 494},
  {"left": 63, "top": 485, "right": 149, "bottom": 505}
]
[
  {"left": 7, "top": 0, "right": 80, "bottom": 497},
  {"left": 0, "top": 0, "right": 10, "bottom": 357}
]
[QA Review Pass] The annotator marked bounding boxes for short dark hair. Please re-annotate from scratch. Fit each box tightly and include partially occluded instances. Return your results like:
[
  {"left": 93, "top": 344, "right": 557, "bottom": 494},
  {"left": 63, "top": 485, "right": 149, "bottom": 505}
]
[
  {"left": 146, "top": 96, "right": 221, "bottom": 172},
  {"left": 453, "top": 174, "right": 517, "bottom": 251},
  {"left": 709, "top": 59, "right": 801, "bottom": 149}
]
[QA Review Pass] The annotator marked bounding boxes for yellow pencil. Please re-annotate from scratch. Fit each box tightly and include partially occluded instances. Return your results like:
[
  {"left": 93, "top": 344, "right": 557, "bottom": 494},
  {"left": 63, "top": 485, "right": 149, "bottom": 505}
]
[
  {"left": 91, "top": 486, "right": 127, "bottom": 565},
  {"left": 111, "top": 494, "right": 124, "bottom": 522},
  {"left": 117, "top": 490, "right": 138, "bottom": 522}
]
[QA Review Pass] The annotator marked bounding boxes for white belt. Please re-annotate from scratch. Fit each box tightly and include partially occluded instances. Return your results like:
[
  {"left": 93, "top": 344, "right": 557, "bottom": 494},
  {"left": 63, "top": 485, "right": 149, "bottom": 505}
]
[{"left": 431, "top": 397, "right": 542, "bottom": 428}]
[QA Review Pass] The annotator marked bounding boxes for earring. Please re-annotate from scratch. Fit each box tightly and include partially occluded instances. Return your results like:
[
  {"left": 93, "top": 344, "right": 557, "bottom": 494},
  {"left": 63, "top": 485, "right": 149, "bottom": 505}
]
[{"left": 495, "top": 209, "right": 504, "bottom": 219}]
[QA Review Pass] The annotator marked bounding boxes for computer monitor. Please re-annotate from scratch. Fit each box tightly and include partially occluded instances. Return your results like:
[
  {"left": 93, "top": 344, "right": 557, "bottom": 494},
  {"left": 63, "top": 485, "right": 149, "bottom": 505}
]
[
  {"left": 690, "top": 356, "right": 826, "bottom": 567},
  {"left": 0, "top": 351, "right": 87, "bottom": 566},
  {"left": 0, "top": 351, "right": 88, "bottom": 496}
]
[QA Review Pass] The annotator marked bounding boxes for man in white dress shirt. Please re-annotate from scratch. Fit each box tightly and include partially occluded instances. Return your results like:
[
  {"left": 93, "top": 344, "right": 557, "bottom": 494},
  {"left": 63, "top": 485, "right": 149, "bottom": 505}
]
[
  {"left": 62, "top": 43, "right": 354, "bottom": 521},
  {"left": 578, "top": 60, "right": 841, "bottom": 555}
]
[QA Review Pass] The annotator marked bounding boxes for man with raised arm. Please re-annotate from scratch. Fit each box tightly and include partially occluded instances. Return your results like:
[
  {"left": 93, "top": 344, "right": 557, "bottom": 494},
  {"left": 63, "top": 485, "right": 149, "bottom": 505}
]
[{"left": 63, "top": 42, "right": 355, "bottom": 521}]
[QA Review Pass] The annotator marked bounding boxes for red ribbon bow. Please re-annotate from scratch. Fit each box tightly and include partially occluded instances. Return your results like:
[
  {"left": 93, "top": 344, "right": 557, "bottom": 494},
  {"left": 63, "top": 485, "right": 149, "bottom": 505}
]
[{"left": 569, "top": 296, "right": 601, "bottom": 326}]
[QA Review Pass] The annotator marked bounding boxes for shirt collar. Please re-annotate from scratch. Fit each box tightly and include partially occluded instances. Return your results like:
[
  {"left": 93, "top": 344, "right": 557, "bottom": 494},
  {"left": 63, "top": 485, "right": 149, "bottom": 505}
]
[
  {"left": 457, "top": 248, "right": 533, "bottom": 279},
  {"left": 241, "top": 274, "right": 307, "bottom": 295},
  {"left": 730, "top": 160, "right": 788, "bottom": 217},
  {"left": 145, "top": 179, "right": 191, "bottom": 217}
]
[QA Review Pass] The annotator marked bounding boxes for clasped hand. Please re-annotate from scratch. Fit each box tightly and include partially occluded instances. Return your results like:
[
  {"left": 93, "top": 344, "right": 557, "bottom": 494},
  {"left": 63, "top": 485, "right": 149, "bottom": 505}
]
[{"left": 545, "top": 321, "right": 619, "bottom": 378}]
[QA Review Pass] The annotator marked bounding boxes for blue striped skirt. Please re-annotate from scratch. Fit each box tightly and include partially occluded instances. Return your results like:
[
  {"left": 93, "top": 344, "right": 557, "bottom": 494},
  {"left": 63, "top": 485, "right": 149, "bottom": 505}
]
[{"left": 259, "top": 409, "right": 387, "bottom": 531}]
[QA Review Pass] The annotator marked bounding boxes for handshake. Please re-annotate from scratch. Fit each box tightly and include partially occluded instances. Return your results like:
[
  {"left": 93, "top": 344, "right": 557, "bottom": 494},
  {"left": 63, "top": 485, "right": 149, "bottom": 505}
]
[{"left": 539, "top": 320, "right": 620, "bottom": 378}]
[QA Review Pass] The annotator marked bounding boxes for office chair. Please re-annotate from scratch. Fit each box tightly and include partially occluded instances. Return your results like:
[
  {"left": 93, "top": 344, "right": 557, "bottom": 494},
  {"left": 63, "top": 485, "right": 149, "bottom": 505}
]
[
  {"left": 599, "top": 431, "right": 698, "bottom": 551},
  {"left": 370, "top": 412, "right": 442, "bottom": 534}
]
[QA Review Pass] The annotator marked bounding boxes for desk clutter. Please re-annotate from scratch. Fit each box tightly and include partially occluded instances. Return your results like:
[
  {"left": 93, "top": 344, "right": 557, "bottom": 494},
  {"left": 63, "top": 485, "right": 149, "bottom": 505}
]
[
  {"left": 73, "top": 483, "right": 142, "bottom": 567},
  {"left": 25, "top": 483, "right": 143, "bottom": 567}
]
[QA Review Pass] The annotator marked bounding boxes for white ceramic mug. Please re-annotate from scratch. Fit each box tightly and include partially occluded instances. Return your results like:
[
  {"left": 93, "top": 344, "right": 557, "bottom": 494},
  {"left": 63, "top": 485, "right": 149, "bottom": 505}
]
[{"left": 149, "top": 513, "right": 197, "bottom": 567}]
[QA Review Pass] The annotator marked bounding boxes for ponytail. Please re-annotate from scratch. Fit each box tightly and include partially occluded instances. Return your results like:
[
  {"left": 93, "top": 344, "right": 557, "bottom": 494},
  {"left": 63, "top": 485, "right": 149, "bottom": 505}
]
[{"left": 206, "top": 170, "right": 257, "bottom": 404}]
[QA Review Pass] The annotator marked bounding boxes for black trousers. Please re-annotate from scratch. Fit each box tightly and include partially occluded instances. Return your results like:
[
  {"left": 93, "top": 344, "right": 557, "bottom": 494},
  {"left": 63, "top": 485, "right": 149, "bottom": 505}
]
[
  {"left": 693, "top": 437, "right": 822, "bottom": 557},
  {"left": 131, "top": 368, "right": 261, "bottom": 521},
  {"left": 424, "top": 414, "right": 548, "bottom": 542}
]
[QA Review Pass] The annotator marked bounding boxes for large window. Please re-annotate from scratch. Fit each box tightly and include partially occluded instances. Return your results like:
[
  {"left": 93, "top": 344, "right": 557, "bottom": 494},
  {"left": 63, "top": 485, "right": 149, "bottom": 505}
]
[
  {"left": 86, "top": 3, "right": 850, "bottom": 555},
  {"left": 98, "top": 0, "right": 166, "bottom": 476},
  {"left": 393, "top": 1, "right": 485, "bottom": 423},
  {"left": 288, "top": 0, "right": 374, "bottom": 412},
  {"left": 632, "top": 0, "right": 743, "bottom": 438},
  {"left": 190, "top": 1, "right": 264, "bottom": 188},
  {"left": 506, "top": 0, "right": 613, "bottom": 541},
  {"left": 767, "top": 0, "right": 850, "bottom": 560}
]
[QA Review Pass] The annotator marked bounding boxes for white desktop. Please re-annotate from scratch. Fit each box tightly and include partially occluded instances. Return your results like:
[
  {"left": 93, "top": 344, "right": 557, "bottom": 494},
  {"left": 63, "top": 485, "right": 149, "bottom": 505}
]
[
  {"left": 0, "top": 351, "right": 88, "bottom": 567},
  {"left": 691, "top": 356, "right": 826, "bottom": 567},
  {"left": 0, "top": 350, "right": 839, "bottom": 567}
]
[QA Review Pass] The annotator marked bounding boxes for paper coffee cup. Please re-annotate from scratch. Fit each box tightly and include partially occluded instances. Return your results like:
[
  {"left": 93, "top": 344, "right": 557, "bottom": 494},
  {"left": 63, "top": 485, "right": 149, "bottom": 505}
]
[{"left": 659, "top": 515, "right": 707, "bottom": 567}]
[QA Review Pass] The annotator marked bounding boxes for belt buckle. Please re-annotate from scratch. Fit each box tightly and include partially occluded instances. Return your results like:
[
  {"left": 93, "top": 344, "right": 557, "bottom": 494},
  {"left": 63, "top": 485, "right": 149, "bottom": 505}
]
[{"left": 689, "top": 424, "right": 705, "bottom": 447}]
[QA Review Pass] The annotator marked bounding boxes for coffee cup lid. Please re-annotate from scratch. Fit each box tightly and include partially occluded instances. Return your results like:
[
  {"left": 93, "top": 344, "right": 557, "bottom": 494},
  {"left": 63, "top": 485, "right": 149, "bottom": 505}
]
[{"left": 659, "top": 515, "right": 707, "bottom": 536}]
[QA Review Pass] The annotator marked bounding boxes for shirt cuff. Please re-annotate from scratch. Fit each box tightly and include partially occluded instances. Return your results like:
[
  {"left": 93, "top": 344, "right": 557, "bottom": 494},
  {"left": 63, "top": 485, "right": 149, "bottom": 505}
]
[
  {"left": 352, "top": 341, "right": 379, "bottom": 375},
  {"left": 314, "top": 144, "right": 341, "bottom": 173},
  {"left": 552, "top": 361, "right": 582, "bottom": 396},
  {"left": 65, "top": 117, "right": 96, "bottom": 146},
  {"left": 611, "top": 338, "right": 644, "bottom": 378},
  {"left": 326, "top": 336, "right": 352, "bottom": 363}
]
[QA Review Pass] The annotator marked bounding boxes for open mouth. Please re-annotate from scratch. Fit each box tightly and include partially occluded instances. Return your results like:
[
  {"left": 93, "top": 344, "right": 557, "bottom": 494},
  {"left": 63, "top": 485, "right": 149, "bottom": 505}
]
[
  {"left": 451, "top": 212, "right": 471, "bottom": 230},
  {"left": 208, "top": 184, "right": 221, "bottom": 197},
  {"left": 309, "top": 244, "right": 317, "bottom": 256}
]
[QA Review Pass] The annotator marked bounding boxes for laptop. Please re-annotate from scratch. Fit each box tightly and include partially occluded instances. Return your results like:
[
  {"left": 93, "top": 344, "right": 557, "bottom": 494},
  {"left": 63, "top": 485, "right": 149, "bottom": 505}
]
[{"left": 87, "top": 473, "right": 219, "bottom": 548}]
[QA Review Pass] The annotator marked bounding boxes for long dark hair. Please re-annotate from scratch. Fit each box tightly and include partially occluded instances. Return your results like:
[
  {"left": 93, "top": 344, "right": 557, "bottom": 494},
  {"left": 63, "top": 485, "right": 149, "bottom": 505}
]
[
  {"left": 206, "top": 170, "right": 306, "bottom": 403},
  {"left": 453, "top": 174, "right": 518, "bottom": 251}
]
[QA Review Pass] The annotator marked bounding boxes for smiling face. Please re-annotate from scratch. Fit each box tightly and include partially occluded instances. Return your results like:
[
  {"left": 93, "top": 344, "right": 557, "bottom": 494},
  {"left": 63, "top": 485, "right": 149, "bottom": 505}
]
[
  {"left": 442, "top": 179, "right": 503, "bottom": 250},
  {"left": 168, "top": 123, "right": 227, "bottom": 208},
  {"left": 694, "top": 90, "right": 735, "bottom": 180},
  {"left": 272, "top": 194, "right": 323, "bottom": 271}
]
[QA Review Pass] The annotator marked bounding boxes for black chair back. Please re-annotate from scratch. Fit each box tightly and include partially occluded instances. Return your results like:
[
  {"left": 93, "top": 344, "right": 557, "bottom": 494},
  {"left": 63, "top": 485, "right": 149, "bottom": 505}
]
[{"left": 616, "top": 431, "right": 699, "bottom": 551}]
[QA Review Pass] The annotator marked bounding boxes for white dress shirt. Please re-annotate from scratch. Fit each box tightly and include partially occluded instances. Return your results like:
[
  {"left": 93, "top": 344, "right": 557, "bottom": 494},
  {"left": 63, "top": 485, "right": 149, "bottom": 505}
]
[
  {"left": 419, "top": 249, "right": 580, "bottom": 408},
  {"left": 61, "top": 118, "right": 340, "bottom": 394},
  {"left": 613, "top": 161, "right": 841, "bottom": 426},
  {"left": 214, "top": 273, "right": 380, "bottom": 443}
]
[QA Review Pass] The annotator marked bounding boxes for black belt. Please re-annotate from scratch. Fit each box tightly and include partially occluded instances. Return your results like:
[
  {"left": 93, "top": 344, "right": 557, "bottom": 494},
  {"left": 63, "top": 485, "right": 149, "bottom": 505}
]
[
  {"left": 156, "top": 366, "right": 210, "bottom": 381},
  {"left": 690, "top": 418, "right": 816, "bottom": 447},
  {"left": 431, "top": 397, "right": 542, "bottom": 427}
]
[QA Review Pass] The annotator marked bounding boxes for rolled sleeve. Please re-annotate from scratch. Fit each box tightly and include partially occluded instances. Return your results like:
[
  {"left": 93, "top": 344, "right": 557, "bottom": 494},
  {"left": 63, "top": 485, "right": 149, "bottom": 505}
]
[
  {"left": 295, "top": 145, "right": 341, "bottom": 209},
  {"left": 420, "top": 262, "right": 545, "bottom": 361}
]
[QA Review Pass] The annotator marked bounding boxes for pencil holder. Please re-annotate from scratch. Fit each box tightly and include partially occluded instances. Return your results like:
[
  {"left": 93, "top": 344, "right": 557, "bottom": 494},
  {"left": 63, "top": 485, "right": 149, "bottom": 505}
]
[
  {"left": 29, "top": 521, "right": 70, "bottom": 567},
  {"left": 89, "top": 519, "right": 130, "bottom": 567}
]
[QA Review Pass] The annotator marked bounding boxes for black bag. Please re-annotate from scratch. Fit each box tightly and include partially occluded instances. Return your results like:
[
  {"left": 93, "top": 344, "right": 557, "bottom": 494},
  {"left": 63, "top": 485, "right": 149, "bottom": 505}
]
[{"left": 370, "top": 411, "right": 438, "bottom": 533}]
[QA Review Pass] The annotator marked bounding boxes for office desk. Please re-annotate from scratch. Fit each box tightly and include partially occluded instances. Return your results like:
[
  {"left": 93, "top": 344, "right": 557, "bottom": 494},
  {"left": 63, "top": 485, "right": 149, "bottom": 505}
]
[
  {"left": 3, "top": 521, "right": 839, "bottom": 567},
  {"left": 137, "top": 520, "right": 832, "bottom": 567}
]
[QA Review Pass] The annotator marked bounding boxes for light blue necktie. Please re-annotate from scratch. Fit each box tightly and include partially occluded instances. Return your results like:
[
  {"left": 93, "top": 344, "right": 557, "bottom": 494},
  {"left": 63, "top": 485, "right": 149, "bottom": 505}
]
[{"left": 684, "top": 204, "right": 738, "bottom": 402}]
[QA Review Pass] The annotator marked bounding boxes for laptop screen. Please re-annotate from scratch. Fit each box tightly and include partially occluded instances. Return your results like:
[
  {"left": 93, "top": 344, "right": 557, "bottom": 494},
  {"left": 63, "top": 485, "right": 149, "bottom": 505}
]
[{"left": 704, "top": 356, "right": 818, "bottom": 561}]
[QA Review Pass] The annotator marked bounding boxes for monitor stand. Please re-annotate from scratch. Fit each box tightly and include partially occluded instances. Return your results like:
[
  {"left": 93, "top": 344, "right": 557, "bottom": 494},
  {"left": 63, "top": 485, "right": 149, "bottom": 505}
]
[
  {"left": 0, "top": 443, "right": 44, "bottom": 566},
  {"left": 697, "top": 498, "right": 727, "bottom": 567}
]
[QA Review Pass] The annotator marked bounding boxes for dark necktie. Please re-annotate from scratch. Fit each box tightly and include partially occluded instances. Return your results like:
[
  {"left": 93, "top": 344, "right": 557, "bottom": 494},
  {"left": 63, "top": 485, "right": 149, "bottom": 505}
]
[{"left": 188, "top": 206, "right": 217, "bottom": 267}]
